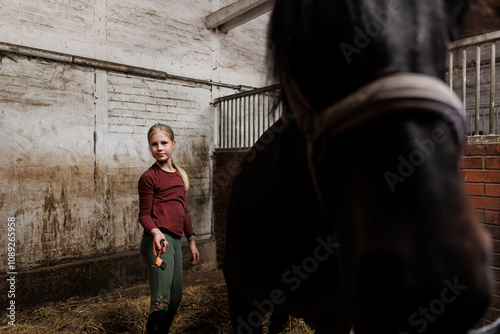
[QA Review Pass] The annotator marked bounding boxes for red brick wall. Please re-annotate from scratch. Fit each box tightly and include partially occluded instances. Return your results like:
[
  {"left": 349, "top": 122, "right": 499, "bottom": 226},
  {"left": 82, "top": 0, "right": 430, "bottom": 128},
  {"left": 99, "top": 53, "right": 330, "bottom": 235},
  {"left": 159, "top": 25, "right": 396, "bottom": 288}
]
[
  {"left": 462, "top": 143, "right": 500, "bottom": 324},
  {"left": 463, "top": 144, "right": 500, "bottom": 225}
]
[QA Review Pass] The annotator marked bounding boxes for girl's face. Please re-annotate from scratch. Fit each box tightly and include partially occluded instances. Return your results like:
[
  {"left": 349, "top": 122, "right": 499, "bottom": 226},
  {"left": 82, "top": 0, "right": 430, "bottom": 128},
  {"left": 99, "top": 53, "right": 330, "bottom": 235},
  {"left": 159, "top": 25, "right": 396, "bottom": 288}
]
[{"left": 149, "top": 131, "right": 176, "bottom": 164}]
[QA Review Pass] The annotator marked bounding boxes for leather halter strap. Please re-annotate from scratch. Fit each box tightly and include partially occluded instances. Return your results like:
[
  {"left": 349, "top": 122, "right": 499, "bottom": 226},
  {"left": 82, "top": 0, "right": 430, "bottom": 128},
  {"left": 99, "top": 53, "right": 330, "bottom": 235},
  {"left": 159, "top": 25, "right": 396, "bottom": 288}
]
[
  {"left": 281, "top": 71, "right": 467, "bottom": 227},
  {"left": 281, "top": 71, "right": 467, "bottom": 150}
]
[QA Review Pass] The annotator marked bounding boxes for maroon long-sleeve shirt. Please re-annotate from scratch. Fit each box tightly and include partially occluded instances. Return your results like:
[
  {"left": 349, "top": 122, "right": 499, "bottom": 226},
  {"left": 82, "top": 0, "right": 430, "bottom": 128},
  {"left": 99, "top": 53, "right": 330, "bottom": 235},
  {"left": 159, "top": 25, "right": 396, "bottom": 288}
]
[{"left": 138, "top": 163, "right": 195, "bottom": 239}]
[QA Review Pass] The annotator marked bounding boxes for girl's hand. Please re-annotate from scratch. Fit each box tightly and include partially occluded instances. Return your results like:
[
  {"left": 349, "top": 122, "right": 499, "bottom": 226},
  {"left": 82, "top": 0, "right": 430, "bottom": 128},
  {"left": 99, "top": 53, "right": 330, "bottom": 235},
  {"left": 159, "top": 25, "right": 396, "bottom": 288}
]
[
  {"left": 151, "top": 228, "right": 169, "bottom": 255},
  {"left": 189, "top": 241, "right": 200, "bottom": 265}
]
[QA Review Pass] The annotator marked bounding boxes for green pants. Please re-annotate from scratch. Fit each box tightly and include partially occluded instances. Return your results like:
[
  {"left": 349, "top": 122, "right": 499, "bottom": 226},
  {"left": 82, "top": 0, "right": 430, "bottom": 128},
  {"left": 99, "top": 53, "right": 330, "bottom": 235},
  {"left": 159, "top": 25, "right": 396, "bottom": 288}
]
[{"left": 140, "top": 232, "right": 183, "bottom": 314}]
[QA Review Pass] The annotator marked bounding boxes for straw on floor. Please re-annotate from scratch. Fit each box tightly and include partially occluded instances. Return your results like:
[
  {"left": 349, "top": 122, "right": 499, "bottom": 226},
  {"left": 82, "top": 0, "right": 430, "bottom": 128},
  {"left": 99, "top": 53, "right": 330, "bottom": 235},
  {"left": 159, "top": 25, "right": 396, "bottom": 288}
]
[{"left": 0, "top": 280, "right": 316, "bottom": 333}]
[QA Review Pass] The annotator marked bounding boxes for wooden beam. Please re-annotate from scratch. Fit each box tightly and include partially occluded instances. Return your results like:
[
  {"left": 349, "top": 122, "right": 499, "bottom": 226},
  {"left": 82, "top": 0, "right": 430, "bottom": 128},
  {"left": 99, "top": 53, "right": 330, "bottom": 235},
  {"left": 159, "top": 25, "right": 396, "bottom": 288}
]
[{"left": 206, "top": 0, "right": 275, "bottom": 32}]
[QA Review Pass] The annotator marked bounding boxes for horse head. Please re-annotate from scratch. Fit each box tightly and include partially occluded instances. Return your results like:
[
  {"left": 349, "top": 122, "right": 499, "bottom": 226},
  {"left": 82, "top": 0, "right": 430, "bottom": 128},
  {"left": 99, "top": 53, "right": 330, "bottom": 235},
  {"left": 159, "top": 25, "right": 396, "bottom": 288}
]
[
  {"left": 269, "top": 0, "right": 493, "bottom": 333},
  {"left": 269, "top": 0, "right": 484, "bottom": 109}
]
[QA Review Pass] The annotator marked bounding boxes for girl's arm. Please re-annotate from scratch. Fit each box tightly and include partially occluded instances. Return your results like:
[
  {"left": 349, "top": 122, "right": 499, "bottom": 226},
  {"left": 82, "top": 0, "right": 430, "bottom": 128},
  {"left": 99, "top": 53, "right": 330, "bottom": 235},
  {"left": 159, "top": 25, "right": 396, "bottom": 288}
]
[
  {"left": 138, "top": 173, "right": 157, "bottom": 232},
  {"left": 189, "top": 239, "right": 199, "bottom": 265},
  {"left": 182, "top": 196, "right": 199, "bottom": 265}
]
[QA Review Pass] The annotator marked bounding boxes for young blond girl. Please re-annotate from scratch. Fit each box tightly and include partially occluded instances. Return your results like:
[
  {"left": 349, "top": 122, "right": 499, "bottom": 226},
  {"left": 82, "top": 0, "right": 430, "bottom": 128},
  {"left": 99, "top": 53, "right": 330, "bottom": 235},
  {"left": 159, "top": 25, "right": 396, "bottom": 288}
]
[{"left": 138, "top": 123, "right": 199, "bottom": 333}]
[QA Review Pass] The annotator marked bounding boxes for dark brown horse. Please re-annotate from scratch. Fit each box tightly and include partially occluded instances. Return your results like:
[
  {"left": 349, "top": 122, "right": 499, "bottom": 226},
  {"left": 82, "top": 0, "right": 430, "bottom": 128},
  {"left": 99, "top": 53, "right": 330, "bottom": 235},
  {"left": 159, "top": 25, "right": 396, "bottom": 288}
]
[{"left": 224, "top": 0, "right": 494, "bottom": 333}]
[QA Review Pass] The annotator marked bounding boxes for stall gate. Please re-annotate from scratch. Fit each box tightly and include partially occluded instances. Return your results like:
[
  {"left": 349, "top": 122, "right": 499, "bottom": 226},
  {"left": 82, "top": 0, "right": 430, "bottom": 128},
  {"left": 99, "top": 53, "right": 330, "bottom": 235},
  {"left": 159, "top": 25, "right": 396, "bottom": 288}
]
[
  {"left": 449, "top": 31, "right": 500, "bottom": 136},
  {"left": 215, "top": 84, "right": 281, "bottom": 150},
  {"left": 215, "top": 31, "right": 500, "bottom": 148}
]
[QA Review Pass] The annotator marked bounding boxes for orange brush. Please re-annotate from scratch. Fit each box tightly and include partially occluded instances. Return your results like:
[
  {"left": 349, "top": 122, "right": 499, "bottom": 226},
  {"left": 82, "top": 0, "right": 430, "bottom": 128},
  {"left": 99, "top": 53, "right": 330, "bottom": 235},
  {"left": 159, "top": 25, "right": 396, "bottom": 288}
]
[{"left": 152, "top": 239, "right": 167, "bottom": 270}]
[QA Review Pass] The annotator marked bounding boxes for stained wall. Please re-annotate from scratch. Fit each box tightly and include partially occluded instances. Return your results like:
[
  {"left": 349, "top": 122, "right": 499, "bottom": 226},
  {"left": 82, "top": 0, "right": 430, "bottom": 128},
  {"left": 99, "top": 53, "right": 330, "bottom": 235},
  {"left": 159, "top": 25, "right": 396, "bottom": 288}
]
[{"left": 0, "top": 0, "right": 272, "bottom": 304}]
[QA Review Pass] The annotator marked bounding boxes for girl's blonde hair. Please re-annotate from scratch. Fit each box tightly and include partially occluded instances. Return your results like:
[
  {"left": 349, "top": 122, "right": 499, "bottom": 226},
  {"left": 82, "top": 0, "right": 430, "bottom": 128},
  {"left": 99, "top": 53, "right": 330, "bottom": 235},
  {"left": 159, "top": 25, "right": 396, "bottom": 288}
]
[{"left": 147, "top": 123, "right": 190, "bottom": 191}]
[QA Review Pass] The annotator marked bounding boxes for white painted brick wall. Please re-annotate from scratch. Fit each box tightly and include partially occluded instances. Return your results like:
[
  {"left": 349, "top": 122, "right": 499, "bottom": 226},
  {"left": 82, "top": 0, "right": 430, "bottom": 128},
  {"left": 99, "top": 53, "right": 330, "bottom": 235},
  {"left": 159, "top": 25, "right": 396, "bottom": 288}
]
[
  {"left": 0, "top": 0, "right": 273, "bottom": 271},
  {"left": 0, "top": 0, "right": 271, "bottom": 87}
]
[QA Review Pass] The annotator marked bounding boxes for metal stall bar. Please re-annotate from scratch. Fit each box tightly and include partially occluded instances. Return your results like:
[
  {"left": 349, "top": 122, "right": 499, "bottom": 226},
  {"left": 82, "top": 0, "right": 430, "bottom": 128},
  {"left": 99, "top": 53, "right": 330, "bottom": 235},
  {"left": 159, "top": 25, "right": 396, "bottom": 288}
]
[
  {"left": 220, "top": 101, "right": 224, "bottom": 148},
  {"left": 222, "top": 100, "right": 226, "bottom": 149},
  {"left": 225, "top": 100, "right": 229, "bottom": 148},
  {"left": 252, "top": 95, "right": 256, "bottom": 147},
  {"left": 244, "top": 96, "right": 248, "bottom": 148},
  {"left": 263, "top": 91, "right": 267, "bottom": 131},
  {"left": 230, "top": 98, "right": 234, "bottom": 148},
  {"left": 247, "top": 95, "right": 251, "bottom": 147},
  {"left": 262, "top": 92, "right": 267, "bottom": 133},
  {"left": 491, "top": 41, "right": 496, "bottom": 135},
  {"left": 462, "top": 48, "right": 467, "bottom": 109},
  {"left": 258, "top": 93, "right": 263, "bottom": 145},
  {"left": 226, "top": 100, "right": 230, "bottom": 148},
  {"left": 242, "top": 96, "right": 246, "bottom": 148},
  {"left": 475, "top": 45, "right": 481, "bottom": 135},
  {"left": 267, "top": 91, "right": 272, "bottom": 128},
  {"left": 244, "top": 95, "right": 248, "bottom": 147},
  {"left": 238, "top": 97, "right": 242, "bottom": 148}
]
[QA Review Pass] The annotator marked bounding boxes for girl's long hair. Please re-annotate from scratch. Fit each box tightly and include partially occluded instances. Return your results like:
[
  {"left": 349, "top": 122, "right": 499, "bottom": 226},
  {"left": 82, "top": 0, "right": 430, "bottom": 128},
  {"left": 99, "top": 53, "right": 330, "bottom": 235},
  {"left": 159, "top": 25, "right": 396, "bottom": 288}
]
[{"left": 147, "top": 123, "right": 190, "bottom": 191}]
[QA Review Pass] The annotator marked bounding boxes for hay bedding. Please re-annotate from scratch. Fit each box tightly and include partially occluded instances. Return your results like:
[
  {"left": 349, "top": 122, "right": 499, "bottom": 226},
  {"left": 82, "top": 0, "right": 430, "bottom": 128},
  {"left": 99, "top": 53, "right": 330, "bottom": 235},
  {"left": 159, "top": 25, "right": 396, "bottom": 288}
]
[{"left": 0, "top": 276, "right": 317, "bottom": 334}]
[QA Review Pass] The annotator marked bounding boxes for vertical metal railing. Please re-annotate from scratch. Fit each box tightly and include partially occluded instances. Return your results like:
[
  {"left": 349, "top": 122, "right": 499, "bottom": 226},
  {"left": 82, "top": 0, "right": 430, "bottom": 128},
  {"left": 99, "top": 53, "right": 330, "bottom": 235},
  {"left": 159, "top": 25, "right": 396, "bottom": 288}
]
[
  {"left": 214, "top": 85, "right": 281, "bottom": 149},
  {"left": 214, "top": 32, "right": 500, "bottom": 150},
  {"left": 448, "top": 31, "right": 500, "bottom": 136},
  {"left": 491, "top": 42, "right": 496, "bottom": 135}
]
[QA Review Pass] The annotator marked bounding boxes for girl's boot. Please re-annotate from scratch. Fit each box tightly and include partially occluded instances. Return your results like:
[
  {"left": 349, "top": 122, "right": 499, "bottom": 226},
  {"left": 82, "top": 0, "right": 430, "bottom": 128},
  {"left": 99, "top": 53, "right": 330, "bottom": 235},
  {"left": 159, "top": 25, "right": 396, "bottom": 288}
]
[{"left": 146, "top": 310, "right": 175, "bottom": 333}]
